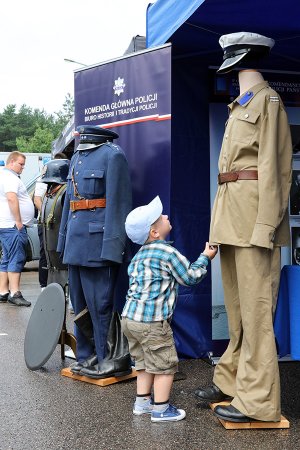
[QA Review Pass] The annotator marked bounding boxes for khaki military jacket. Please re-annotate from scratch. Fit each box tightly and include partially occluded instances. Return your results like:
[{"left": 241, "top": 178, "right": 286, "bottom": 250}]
[{"left": 210, "top": 81, "right": 292, "bottom": 249}]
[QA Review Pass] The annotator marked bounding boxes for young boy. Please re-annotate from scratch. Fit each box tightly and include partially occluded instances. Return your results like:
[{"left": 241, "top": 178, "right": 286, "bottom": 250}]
[{"left": 121, "top": 196, "right": 218, "bottom": 422}]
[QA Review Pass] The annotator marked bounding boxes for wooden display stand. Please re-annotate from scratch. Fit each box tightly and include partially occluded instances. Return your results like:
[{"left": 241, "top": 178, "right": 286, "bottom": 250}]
[
  {"left": 210, "top": 402, "right": 290, "bottom": 429},
  {"left": 61, "top": 367, "right": 137, "bottom": 387}
]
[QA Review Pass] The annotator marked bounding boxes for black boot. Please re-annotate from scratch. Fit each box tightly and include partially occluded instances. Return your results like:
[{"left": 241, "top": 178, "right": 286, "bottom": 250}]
[
  {"left": 214, "top": 405, "right": 255, "bottom": 423},
  {"left": 74, "top": 307, "right": 94, "bottom": 345},
  {"left": 70, "top": 354, "right": 98, "bottom": 374},
  {"left": 79, "top": 353, "right": 132, "bottom": 379},
  {"left": 195, "top": 384, "right": 232, "bottom": 402},
  {"left": 80, "top": 312, "right": 132, "bottom": 379}
]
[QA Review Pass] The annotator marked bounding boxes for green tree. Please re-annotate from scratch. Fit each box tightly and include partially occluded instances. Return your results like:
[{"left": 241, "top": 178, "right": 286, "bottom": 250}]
[
  {"left": 0, "top": 94, "right": 74, "bottom": 153},
  {"left": 0, "top": 104, "right": 18, "bottom": 151},
  {"left": 16, "top": 127, "right": 54, "bottom": 153}
]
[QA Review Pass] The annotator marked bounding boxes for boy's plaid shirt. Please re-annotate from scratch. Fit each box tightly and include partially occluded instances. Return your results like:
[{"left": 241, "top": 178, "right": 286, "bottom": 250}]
[{"left": 122, "top": 240, "right": 209, "bottom": 322}]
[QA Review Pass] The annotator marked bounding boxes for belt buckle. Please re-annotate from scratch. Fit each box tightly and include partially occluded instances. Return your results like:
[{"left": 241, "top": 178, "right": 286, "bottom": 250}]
[{"left": 70, "top": 201, "right": 75, "bottom": 212}]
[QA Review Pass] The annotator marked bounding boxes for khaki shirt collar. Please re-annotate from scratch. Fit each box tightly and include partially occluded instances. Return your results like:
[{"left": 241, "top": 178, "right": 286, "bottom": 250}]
[{"left": 228, "top": 81, "right": 269, "bottom": 109}]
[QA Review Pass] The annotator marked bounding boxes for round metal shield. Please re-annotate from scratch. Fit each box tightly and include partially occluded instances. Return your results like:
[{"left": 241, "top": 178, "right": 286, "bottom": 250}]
[{"left": 24, "top": 283, "right": 65, "bottom": 370}]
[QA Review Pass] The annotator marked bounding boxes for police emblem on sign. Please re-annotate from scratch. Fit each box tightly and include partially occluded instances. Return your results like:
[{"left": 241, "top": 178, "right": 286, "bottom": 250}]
[{"left": 113, "top": 77, "right": 126, "bottom": 96}]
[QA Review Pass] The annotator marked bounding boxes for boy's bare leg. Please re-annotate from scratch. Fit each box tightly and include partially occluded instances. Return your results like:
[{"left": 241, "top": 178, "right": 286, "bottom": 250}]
[
  {"left": 153, "top": 374, "right": 174, "bottom": 402},
  {"left": 137, "top": 370, "right": 154, "bottom": 396}
]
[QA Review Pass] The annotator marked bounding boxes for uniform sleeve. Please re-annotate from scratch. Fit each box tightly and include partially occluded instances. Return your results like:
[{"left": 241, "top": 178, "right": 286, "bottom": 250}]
[
  {"left": 167, "top": 249, "right": 209, "bottom": 286},
  {"left": 250, "top": 98, "right": 292, "bottom": 249},
  {"left": 101, "top": 149, "right": 132, "bottom": 263},
  {"left": 56, "top": 194, "right": 70, "bottom": 255}
]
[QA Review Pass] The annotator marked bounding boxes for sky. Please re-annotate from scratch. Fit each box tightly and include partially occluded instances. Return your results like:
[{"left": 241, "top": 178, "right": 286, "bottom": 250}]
[{"left": 1, "top": 0, "right": 152, "bottom": 115}]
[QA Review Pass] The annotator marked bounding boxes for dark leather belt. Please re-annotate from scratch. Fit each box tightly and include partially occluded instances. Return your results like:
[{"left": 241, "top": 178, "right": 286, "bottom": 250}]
[
  {"left": 70, "top": 198, "right": 106, "bottom": 211},
  {"left": 218, "top": 170, "right": 258, "bottom": 185}
]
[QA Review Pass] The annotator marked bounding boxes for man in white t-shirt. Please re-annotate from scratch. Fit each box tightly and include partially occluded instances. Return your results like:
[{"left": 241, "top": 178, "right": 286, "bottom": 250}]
[{"left": 0, "top": 151, "right": 34, "bottom": 307}]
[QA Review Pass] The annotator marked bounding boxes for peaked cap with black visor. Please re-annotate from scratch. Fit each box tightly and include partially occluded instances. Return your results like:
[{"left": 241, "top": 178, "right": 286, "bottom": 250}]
[
  {"left": 217, "top": 32, "right": 275, "bottom": 74},
  {"left": 75, "top": 125, "right": 119, "bottom": 151}
]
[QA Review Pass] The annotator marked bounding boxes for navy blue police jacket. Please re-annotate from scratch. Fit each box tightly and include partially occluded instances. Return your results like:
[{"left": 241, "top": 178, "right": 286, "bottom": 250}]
[{"left": 57, "top": 142, "right": 132, "bottom": 267}]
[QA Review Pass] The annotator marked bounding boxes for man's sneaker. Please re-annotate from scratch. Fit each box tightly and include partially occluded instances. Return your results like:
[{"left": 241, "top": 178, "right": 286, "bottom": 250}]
[
  {"left": 8, "top": 291, "right": 31, "bottom": 307},
  {"left": 151, "top": 404, "right": 186, "bottom": 422},
  {"left": 133, "top": 398, "right": 153, "bottom": 415},
  {"left": 0, "top": 292, "right": 9, "bottom": 303}
]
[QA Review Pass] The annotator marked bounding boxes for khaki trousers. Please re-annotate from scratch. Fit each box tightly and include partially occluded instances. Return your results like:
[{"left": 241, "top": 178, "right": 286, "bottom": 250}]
[{"left": 213, "top": 245, "right": 281, "bottom": 421}]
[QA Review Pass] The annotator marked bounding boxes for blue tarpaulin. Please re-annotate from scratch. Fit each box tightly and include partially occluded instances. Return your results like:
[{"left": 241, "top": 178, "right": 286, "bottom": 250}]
[{"left": 146, "top": 0, "right": 205, "bottom": 49}]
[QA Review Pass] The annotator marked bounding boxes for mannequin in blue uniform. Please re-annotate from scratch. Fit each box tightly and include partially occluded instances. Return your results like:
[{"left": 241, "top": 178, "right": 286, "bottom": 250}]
[{"left": 57, "top": 125, "right": 132, "bottom": 378}]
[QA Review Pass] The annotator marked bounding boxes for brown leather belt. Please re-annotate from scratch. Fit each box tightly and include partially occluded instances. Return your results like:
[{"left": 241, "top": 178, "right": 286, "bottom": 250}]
[
  {"left": 218, "top": 170, "right": 258, "bottom": 185},
  {"left": 70, "top": 198, "right": 106, "bottom": 212}
]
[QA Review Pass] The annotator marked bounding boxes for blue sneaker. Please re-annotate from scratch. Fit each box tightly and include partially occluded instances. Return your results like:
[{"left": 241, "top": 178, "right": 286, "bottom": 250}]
[
  {"left": 133, "top": 398, "right": 153, "bottom": 415},
  {"left": 151, "top": 404, "right": 186, "bottom": 422}
]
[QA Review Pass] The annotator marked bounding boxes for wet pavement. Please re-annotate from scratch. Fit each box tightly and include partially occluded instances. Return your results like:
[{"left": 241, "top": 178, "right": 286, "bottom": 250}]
[{"left": 0, "top": 263, "right": 300, "bottom": 450}]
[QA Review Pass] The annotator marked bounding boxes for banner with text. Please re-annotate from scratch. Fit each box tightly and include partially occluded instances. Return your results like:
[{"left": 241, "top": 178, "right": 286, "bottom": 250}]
[{"left": 74, "top": 45, "right": 171, "bottom": 212}]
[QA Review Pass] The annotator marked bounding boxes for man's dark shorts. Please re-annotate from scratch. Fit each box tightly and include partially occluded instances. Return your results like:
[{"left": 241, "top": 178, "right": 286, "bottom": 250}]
[
  {"left": 0, "top": 226, "right": 28, "bottom": 272},
  {"left": 121, "top": 318, "right": 179, "bottom": 374}
]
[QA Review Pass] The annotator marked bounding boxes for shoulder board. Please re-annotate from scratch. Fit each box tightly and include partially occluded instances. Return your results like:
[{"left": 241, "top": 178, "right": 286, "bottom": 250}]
[
  {"left": 237, "top": 91, "right": 254, "bottom": 106},
  {"left": 104, "top": 142, "right": 119, "bottom": 150}
]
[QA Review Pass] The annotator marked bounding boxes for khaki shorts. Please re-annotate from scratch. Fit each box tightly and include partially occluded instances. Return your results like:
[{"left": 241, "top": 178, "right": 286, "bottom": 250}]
[{"left": 121, "top": 318, "right": 178, "bottom": 374}]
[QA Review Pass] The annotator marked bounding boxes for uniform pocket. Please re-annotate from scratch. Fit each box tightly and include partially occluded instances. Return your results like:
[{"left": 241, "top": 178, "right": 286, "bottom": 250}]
[
  {"left": 87, "top": 221, "right": 105, "bottom": 261},
  {"left": 83, "top": 169, "right": 105, "bottom": 196},
  {"left": 231, "top": 109, "right": 260, "bottom": 144}
]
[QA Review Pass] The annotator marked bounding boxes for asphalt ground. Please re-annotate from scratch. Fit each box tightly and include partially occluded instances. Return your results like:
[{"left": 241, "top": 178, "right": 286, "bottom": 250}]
[{"left": 0, "top": 262, "right": 299, "bottom": 450}]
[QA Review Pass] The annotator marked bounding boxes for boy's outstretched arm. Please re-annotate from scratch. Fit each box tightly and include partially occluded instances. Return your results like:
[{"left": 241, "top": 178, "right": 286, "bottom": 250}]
[
  {"left": 168, "top": 242, "right": 218, "bottom": 287},
  {"left": 203, "top": 242, "right": 218, "bottom": 260}
]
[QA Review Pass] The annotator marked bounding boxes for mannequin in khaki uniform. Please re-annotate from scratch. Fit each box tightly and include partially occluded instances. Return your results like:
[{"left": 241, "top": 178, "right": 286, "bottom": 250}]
[{"left": 195, "top": 32, "right": 292, "bottom": 422}]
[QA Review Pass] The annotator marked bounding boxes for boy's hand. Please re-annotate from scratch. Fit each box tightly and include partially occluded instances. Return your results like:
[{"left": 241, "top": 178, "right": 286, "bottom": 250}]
[{"left": 203, "top": 242, "right": 218, "bottom": 260}]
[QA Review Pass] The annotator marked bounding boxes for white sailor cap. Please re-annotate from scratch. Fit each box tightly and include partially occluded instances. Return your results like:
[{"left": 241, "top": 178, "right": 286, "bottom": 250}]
[
  {"left": 125, "top": 196, "right": 163, "bottom": 245},
  {"left": 218, "top": 32, "right": 275, "bottom": 74}
]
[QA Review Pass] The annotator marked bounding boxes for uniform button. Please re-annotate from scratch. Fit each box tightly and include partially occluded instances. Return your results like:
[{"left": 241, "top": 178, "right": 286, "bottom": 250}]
[
  {"left": 244, "top": 113, "right": 249, "bottom": 119},
  {"left": 122, "top": 252, "right": 125, "bottom": 255},
  {"left": 229, "top": 114, "right": 233, "bottom": 119},
  {"left": 225, "top": 134, "right": 228, "bottom": 139},
  {"left": 78, "top": 161, "right": 82, "bottom": 165},
  {"left": 73, "top": 215, "right": 76, "bottom": 218},
  {"left": 75, "top": 182, "right": 78, "bottom": 186},
  {"left": 91, "top": 173, "right": 95, "bottom": 176},
  {"left": 76, "top": 171, "right": 78, "bottom": 175}
]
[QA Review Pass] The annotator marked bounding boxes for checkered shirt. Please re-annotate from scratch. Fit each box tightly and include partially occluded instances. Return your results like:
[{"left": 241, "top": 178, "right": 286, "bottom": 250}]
[{"left": 122, "top": 240, "right": 209, "bottom": 322}]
